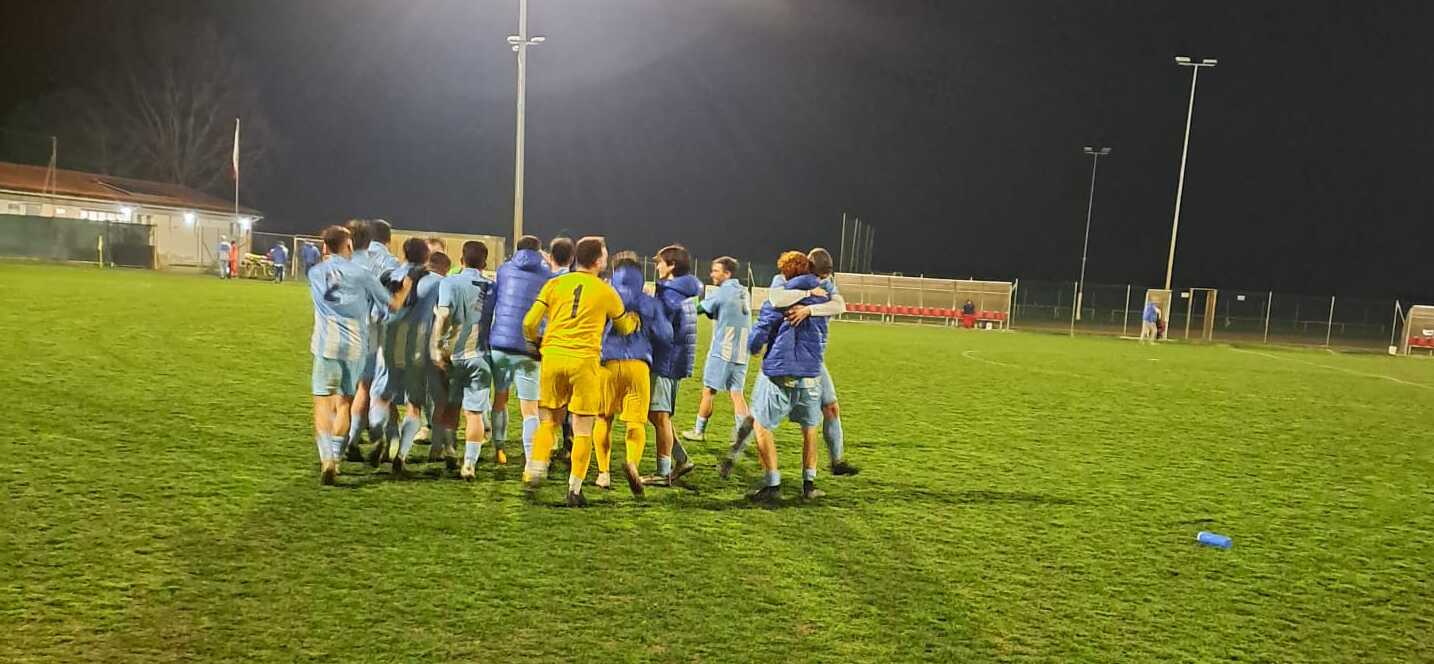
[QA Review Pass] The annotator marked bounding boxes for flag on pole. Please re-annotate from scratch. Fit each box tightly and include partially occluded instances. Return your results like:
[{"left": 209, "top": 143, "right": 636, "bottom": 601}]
[{"left": 231, "top": 118, "right": 241, "bottom": 181}]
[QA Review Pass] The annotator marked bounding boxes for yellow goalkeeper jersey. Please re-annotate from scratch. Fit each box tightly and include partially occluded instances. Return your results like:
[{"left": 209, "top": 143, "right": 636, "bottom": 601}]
[{"left": 523, "top": 271, "right": 638, "bottom": 360}]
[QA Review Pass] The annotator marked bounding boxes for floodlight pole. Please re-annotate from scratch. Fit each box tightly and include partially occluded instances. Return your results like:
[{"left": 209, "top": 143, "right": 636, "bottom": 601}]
[
  {"left": 1077, "top": 146, "right": 1110, "bottom": 322},
  {"left": 508, "top": 0, "right": 545, "bottom": 251},
  {"left": 839, "top": 212, "right": 848, "bottom": 273},
  {"left": 1165, "top": 56, "right": 1217, "bottom": 291}
]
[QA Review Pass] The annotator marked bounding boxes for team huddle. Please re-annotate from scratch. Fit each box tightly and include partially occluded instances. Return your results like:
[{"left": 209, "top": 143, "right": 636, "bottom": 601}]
[{"left": 307, "top": 219, "right": 857, "bottom": 505}]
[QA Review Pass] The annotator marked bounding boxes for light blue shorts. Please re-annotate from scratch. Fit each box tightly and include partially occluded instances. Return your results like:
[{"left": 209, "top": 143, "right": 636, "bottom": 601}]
[
  {"left": 447, "top": 357, "right": 493, "bottom": 413},
  {"left": 489, "top": 349, "right": 540, "bottom": 403},
  {"left": 702, "top": 357, "right": 748, "bottom": 392},
  {"left": 649, "top": 375, "right": 679, "bottom": 414},
  {"left": 818, "top": 363, "right": 837, "bottom": 406},
  {"left": 751, "top": 373, "right": 822, "bottom": 430},
  {"left": 312, "top": 356, "right": 362, "bottom": 397}
]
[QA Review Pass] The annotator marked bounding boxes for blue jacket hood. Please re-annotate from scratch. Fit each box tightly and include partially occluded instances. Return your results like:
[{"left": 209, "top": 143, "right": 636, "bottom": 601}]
[
  {"left": 601, "top": 267, "right": 674, "bottom": 365},
  {"left": 611, "top": 264, "right": 646, "bottom": 307}
]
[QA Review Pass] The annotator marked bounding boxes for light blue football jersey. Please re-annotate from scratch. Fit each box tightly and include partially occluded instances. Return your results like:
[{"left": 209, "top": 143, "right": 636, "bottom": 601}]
[
  {"left": 438, "top": 268, "right": 495, "bottom": 361},
  {"left": 309, "top": 255, "right": 393, "bottom": 361}
]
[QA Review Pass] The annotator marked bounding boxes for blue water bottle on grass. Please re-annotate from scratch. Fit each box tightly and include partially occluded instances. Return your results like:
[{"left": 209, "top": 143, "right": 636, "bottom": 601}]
[{"left": 1196, "top": 531, "right": 1232, "bottom": 549}]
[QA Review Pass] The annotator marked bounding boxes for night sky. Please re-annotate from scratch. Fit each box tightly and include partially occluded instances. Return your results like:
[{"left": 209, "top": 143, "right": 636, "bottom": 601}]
[{"left": 3, "top": 1, "right": 1432, "bottom": 298}]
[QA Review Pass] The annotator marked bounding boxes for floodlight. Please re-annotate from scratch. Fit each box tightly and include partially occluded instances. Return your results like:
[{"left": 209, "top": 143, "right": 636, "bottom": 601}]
[
  {"left": 1175, "top": 56, "right": 1192, "bottom": 63},
  {"left": 530, "top": 36, "right": 546, "bottom": 43},
  {"left": 184, "top": 212, "right": 196, "bottom": 225}
]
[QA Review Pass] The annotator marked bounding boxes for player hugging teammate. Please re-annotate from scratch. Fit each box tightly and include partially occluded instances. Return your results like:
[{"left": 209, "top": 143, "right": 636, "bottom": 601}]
[{"left": 304, "top": 227, "right": 858, "bottom": 504}]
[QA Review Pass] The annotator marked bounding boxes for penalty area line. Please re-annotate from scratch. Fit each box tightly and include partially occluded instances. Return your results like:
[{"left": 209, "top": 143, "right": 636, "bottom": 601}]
[{"left": 1228, "top": 347, "right": 1432, "bottom": 390}]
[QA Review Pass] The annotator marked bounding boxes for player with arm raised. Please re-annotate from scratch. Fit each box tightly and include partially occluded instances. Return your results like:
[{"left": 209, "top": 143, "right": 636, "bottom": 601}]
[
  {"left": 681, "top": 257, "right": 752, "bottom": 445},
  {"left": 592, "top": 251, "right": 673, "bottom": 496},
  {"left": 309, "top": 224, "right": 413, "bottom": 485},
  {"left": 431, "top": 241, "right": 496, "bottom": 480},
  {"left": 522, "top": 237, "right": 640, "bottom": 506}
]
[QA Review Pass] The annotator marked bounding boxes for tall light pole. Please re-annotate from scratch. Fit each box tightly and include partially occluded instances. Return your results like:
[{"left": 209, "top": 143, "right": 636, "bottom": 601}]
[
  {"left": 507, "top": 0, "right": 546, "bottom": 251},
  {"left": 1165, "top": 55, "right": 1217, "bottom": 290},
  {"left": 1076, "top": 146, "right": 1110, "bottom": 321}
]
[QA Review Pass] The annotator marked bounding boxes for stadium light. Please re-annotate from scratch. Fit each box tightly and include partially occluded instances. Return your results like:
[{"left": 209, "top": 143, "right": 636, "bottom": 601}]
[
  {"left": 508, "top": 0, "right": 547, "bottom": 251},
  {"left": 1165, "top": 55, "right": 1218, "bottom": 290},
  {"left": 184, "top": 212, "right": 196, "bottom": 226},
  {"left": 1077, "top": 146, "right": 1111, "bottom": 321},
  {"left": 119, "top": 206, "right": 133, "bottom": 221}
]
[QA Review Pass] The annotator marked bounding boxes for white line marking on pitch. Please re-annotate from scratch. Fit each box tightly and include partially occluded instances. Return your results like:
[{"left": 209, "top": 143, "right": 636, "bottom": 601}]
[{"left": 1229, "top": 347, "right": 1432, "bottom": 390}]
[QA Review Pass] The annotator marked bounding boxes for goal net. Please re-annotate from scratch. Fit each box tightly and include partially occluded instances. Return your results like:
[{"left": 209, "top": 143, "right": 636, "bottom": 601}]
[{"left": 1400, "top": 305, "right": 1434, "bottom": 355}]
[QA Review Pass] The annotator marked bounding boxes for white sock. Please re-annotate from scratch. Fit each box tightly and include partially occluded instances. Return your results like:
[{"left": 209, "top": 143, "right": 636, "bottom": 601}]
[
  {"left": 568, "top": 474, "right": 583, "bottom": 494},
  {"left": 328, "top": 434, "right": 344, "bottom": 462},
  {"left": 315, "top": 434, "right": 331, "bottom": 462},
  {"left": 464, "top": 441, "right": 482, "bottom": 466}
]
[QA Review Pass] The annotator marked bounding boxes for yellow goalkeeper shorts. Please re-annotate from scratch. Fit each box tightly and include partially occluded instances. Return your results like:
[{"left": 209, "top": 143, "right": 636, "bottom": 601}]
[
  {"left": 538, "top": 354, "right": 603, "bottom": 415},
  {"left": 601, "top": 359, "right": 651, "bottom": 424}
]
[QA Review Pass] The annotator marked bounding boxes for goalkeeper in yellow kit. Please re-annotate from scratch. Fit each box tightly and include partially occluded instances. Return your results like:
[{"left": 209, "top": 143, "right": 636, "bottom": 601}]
[{"left": 522, "top": 236, "right": 639, "bottom": 506}]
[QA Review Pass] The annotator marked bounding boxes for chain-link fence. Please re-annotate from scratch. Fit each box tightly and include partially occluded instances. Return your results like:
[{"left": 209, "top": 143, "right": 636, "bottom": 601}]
[{"left": 1013, "top": 279, "right": 1397, "bottom": 351}]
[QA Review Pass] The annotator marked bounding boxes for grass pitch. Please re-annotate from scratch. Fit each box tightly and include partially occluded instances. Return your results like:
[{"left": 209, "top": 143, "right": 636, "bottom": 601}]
[{"left": 2, "top": 262, "right": 1431, "bottom": 662}]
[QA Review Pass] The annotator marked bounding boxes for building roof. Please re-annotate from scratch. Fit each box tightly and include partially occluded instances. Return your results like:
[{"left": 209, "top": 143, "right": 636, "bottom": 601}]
[{"left": 0, "top": 161, "right": 262, "bottom": 217}]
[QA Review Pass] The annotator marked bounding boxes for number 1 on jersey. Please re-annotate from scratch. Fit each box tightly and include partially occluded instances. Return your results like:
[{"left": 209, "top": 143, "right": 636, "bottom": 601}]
[{"left": 571, "top": 284, "right": 584, "bottom": 317}]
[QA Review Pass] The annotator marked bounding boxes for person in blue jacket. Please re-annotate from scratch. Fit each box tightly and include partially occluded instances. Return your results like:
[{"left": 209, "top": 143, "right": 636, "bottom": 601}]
[
  {"left": 753, "top": 248, "right": 858, "bottom": 477},
  {"left": 300, "top": 241, "right": 321, "bottom": 277},
  {"left": 592, "top": 251, "right": 673, "bottom": 496},
  {"left": 645, "top": 244, "right": 704, "bottom": 485},
  {"left": 267, "top": 241, "right": 288, "bottom": 283},
  {"left": 482, "top": 235, "right": 554, "bottom": 462},
  {"left": 743, "top": 251, "right": 831, "bottom": 503}
]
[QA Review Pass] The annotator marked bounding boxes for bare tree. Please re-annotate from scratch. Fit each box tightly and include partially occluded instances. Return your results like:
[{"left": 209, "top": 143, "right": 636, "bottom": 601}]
[
  {"left": 99, "top": 20, "right": 276, "bottom": 193},
  {"left": 3, "top": 18, "right": 276, "bottom": 195}
]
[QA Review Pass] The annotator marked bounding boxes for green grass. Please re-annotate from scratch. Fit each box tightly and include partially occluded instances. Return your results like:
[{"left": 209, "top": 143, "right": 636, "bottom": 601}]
[{"left": 2, "top": 262, "right": 1432, "bottom": 662}]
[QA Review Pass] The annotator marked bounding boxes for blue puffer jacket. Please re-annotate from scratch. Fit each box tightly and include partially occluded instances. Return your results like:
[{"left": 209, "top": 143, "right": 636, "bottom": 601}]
[
  {"left": 748, "top": 274, "right": 829, "bottom": 378},
  {"left": 601, "top": 264, "right": 673, "bottom": 364},
  {"left": 651, "top": 274, "right": 702, "bottom": 379},
  {"left": 483, "top": 249, "right": 554, "bottom": 356}
]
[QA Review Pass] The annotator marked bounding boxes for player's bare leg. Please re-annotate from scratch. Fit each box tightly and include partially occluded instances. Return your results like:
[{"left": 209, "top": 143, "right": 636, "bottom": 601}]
[
  {"left": 747, "top": 421, "right": 782, "bottom": 503},
  {"left": 644, "top": 411, "right": 683, "bottom": 485},
  {"left": 345, "top": 381, "right": 370, "bottom": 462},
  {"left": 314, "top": 395, "right": 338, "bottom": 485},
  {"left": 460, "top": 408, "right": 487, "bottom": 481},
  {"left": 490, "top": 390, "right": 512, "bottom": 465},
  {"left": 801, "top": 425, "right": 824, "bottom": 499},
  {"left": 681, "top": 387, "right": 718, "bottom": 442},
  {"left": 824, "top": 401, "right": 859, "bottom": 476}
]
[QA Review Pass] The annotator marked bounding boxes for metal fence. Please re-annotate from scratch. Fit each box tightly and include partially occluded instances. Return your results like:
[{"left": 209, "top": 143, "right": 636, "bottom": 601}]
[{"left": 1013, "top": 279, "right": 1398, "bottom": 351}]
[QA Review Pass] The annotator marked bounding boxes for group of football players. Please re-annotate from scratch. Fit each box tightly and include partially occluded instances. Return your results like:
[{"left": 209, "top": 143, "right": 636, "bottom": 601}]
[{"left": 307, "top": 219, "right": 857, "bottom": 505}]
